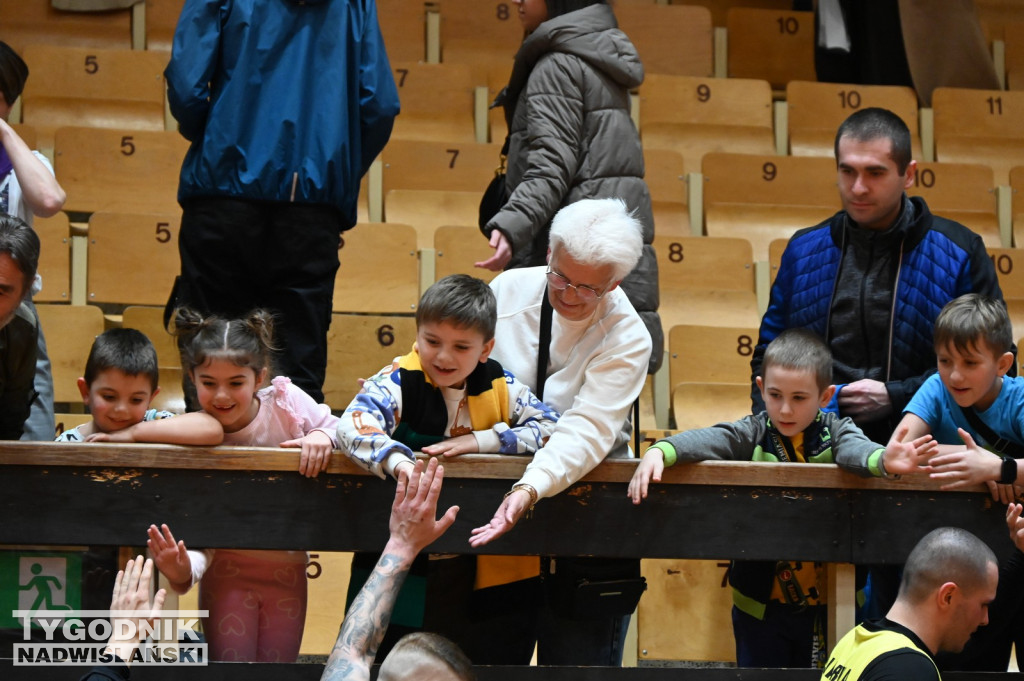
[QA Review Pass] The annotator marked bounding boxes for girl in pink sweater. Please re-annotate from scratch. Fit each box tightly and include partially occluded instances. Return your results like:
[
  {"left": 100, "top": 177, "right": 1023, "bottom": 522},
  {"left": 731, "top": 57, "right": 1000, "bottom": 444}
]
[{"left": 148, "top": 308, "right": 340, "bottom": 661}]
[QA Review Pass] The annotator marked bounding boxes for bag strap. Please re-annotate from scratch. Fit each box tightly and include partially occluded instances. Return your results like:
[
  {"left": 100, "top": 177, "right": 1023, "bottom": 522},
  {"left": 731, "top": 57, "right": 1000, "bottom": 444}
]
[
  {"left": 536, "top": 287, "right": 553, "bottom": 401},
  {"left": 535, "top": 288, "right": 641, "bottom": 453},
  {"left": 961, "top": 406, "right": 1024, "bottom": 457}
]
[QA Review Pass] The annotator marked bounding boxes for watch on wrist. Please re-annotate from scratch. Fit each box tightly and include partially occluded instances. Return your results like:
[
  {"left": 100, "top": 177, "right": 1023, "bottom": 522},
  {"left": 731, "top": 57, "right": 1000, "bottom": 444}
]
[{"left": 1000, "top": 455, "right": 1018, "bottom": 485}]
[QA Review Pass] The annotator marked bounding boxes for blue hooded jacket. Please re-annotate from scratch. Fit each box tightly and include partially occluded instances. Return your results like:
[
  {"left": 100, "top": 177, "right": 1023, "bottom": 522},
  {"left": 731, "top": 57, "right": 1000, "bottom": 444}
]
[{"left": 165, "top": 0, "right": 400, "bottom": 228}]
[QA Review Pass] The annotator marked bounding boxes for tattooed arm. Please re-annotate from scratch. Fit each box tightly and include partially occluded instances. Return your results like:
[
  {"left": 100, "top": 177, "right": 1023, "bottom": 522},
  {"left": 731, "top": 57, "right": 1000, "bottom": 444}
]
[{"left": 321, "top": 458, "right": 459, "bottom": 681}]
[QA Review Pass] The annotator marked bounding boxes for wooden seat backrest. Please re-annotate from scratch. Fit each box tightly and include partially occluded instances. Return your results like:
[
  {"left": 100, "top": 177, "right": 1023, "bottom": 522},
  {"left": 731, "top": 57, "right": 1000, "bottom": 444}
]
[
  {"left": 87, "top": 212, "right": 181, "bottom": 306},
  {"left": 334, "top": 223, "right": 420, "bottom": 314}
]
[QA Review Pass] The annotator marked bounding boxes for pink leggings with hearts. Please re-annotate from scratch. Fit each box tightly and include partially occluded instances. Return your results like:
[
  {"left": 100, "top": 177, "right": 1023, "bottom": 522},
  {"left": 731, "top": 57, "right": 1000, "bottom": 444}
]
[{"left": 199, "top": 550, "right": 308, "bottom": 662}]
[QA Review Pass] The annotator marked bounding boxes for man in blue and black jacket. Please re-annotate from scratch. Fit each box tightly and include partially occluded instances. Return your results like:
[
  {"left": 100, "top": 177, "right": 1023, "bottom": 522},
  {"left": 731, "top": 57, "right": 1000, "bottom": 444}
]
[
  {"left": 748, "top": 106, "right": 1009, "bottom": 668},
  {"left": 754, "top": 107, "right": 1008, "bottom": 446}
]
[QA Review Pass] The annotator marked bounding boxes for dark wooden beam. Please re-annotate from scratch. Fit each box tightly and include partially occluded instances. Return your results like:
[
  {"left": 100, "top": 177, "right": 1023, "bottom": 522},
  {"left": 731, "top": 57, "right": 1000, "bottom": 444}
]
[{"left": 0, "top": 443, "right": 1011, "bottom": 562}]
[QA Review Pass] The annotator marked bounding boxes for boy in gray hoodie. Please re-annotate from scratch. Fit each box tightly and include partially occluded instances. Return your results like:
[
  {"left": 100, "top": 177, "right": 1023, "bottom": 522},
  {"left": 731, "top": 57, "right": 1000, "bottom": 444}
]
[{"left": 628, "top": 327, "right": 936, "bottom": 669}]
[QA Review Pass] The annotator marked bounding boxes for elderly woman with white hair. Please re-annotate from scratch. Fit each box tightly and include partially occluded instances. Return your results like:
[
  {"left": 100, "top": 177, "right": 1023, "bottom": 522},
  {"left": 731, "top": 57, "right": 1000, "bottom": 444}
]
[{"left": 454, "top": 198, "right": 652, "bottom": 666}]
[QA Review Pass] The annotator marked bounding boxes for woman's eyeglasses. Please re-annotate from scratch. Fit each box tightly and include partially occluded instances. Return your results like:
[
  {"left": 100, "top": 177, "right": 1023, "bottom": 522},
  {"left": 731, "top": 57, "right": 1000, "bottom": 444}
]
[{"left": 545, "top": 269, "right": 608, "bottom": 302}]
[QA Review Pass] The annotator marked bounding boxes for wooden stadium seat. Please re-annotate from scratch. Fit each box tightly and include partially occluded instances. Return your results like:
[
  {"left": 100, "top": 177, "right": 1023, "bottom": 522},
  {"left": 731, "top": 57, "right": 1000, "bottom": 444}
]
[
  {"left": 1005, "top": 21, "right": 1024, "bottom": 90},
  {"left": 389, "top": 62, "right": 476, "bottom": 143},
  {"left": 638, "top": 557, "right": 736, "bottom": 663},
  {"left": 442, "top": 39, "right": 514, "bottom": 91},
  {"left": 655, "top": 235, "right": 759, "bottom": 333},
  {"left": 726, "top": 8, "right": 815, "bottom": 91},
  {"left": 12, "top": 124, "right": 37, "bottom": 150},
  {"left": 36, "top": 303, "right": 105, "bottom": 405},
  {"left": 122, "top": 305, "right": 178, "bottom": 371},
  {"left": 377, "top": 0, "right": 428, "bottom": 62},
  {"left": 324, "top": 313, "right": 418, "bottom": 409},
  {"left": 702, "top": 152, "right": 839, "bottom": 261},
  {"left": 2, "top": 3, "right": 133, "bottom": 52},
  {"left": 668, "top": 324, "right": 758, "bottom": 389},
  {"left": 121, "top": 305, "right": 185, "bottom": 413},
  {"left": 145, "top": 0, "right": 186, "bottom": 52},
  {"left": 786, "top": 81, "right": 921, "bottom": 158},
  {"left": 441, "top": 40, "right": 514, "bottom": 143},
  {"left": 987, "top": 248, "right": 1024, "bottom": 299},
  {"left": 437, "top": 0, "right": 522, "bottom": 57},
  {"left": 384, "top": 189, "right": 480, "bottom": 249},
  {"left": 645, "top": 148, "right": 689, "bottom": 237},
  {"left": 976, "top": 0, "right": 1024, "bottom": 42},
  {"left": 54, "top": 127, "right": 187, "bottom": 216},
  {"left": 907, "top": 162, "right": 1000, "bottom": 248},
  {"left": 20, "top": 45, "right": 166, "bottom": 149},
  {"left": 87, "top": 212, "right": 180, "bottom": 306},
  {"left": 150, "top": 367, "right": 186, "bottom": 413},
  {"left": 1007, "top": 299, "right": 1024, "bottom": 340},
  {"left": 1010, "top": 166, "right": 1024, "bottom": 247},
  {"left": 666, "top": 0, "right": 792, "bottom": 28},
  {"left": 932, "top": 87, "right": 1024, "bottom": 185},
  {"left": 334, "top": 223, "right": 419, "bottom": 314},
  {"left": 768, "top": 237, "right": 787, "bottom": 286},
  {"left": 381, "top": 139, "right": 504, "bottom": 194},
  {"left": 34, "top": 213, "right": 71, "bottom": 304},
  {"left": 640, "top": 74, "right": 775, "bottom": 175},
  {"left": 615, "top": 4, "right": 713, "bottom": 77},
  {"left": 433, "top": 225, "right": 498, "bottom": 283},
  {"left": 671, "top": 382, "right": 751, "bottom": 432}
]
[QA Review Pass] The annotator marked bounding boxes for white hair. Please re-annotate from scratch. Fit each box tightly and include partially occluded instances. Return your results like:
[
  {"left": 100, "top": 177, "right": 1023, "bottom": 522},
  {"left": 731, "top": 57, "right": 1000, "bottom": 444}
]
[{"left": 548, "top": 198, "right": 643, "bottom": 281}]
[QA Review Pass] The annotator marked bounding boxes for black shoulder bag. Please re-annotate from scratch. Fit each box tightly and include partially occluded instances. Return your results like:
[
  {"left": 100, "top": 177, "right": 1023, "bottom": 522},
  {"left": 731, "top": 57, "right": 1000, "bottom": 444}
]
[{"left": 478, "top": 135, "right": 510, "bottom": 232}]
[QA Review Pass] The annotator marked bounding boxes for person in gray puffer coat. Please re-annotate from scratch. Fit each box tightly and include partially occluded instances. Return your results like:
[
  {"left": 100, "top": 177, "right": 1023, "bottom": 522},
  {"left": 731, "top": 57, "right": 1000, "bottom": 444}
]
[{"left": 477, "top": 0, "right": 662, "bottom": 373}]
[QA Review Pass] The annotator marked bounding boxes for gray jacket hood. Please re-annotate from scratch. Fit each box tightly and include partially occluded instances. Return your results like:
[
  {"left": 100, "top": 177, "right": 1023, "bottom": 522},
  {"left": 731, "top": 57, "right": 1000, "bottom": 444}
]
[{"left": 502, "top": 4, "right": 643, "bottom": 109}]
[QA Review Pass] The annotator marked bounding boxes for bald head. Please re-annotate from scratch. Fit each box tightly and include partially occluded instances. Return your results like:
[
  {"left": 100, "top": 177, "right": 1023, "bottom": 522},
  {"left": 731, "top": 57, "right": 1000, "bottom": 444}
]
[
  {"left": 377, "top": 632, "right": 474, "bottom": 681},
  {"left": 898, "top": 527, "right": 997, "bottom": 604}
]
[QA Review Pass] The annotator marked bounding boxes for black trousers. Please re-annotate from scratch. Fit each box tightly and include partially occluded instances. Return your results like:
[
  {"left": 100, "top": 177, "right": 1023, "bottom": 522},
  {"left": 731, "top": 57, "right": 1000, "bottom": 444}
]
[
  {"left": 423, "top": 555, "right": 635, "bottom": 666},
  {"left": 175, "top": 197, "right": 342, "bottom": 403}
]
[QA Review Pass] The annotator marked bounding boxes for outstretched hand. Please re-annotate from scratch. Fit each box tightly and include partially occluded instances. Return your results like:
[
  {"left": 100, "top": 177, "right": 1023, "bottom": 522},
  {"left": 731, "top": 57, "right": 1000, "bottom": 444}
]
[
  {"left": 1008, "top": 503, "right": 1024, "bottom": 552},
  {"left": 469, "top": 488, "right": 531, "bottom": 547},
  {"left": 928, "top": 428, "right": 1017, "bottom": 501},
  {"left": 145, "top": 524, "right": 192, "bottom": 592},
  {"left": 881, "top": 423, "right": 937, "bottom": 476},
  {"left": 421, "top": 433, "right": 480, "bottom": 458},
  {"left": 475, "top": 230, "right": 512, "bottom": 271},
  {"left": 388, "top": 457, "right": 459, "bottom": 557},
  {"left": 106, "top": 556, "right": 167, "bottom": 663}
]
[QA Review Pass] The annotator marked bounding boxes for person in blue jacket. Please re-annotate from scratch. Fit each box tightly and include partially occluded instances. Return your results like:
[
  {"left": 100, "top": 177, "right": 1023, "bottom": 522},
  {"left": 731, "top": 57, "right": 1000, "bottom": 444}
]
[{"left": 165, "top": 0, "right": 400, "bottom": 403}]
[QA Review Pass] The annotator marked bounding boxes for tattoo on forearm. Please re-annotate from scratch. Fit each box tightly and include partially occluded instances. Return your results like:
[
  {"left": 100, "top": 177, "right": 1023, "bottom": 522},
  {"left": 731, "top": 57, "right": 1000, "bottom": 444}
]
[{"left": 321, "top": 553, "right": 410, "bottom": 681}]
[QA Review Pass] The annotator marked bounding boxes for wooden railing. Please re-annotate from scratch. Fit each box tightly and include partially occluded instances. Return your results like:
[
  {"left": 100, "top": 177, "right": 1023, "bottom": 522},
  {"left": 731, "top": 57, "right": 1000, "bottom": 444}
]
[{"left": 0, "top": 442, "right": 1013, "bottom": 680}]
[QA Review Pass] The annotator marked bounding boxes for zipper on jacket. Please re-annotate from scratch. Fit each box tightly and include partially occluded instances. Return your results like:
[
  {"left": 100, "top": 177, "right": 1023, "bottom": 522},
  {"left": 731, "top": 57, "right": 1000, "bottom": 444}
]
[
  {"left": 885, "top": 239, "right": 905, "bottom": 381},
  {"left": 857, "top": 238, "right": 876, "bottom": 370}
]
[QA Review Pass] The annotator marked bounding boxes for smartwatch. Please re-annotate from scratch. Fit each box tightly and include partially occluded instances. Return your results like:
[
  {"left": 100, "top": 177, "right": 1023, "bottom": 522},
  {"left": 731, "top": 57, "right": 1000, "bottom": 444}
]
[{"left": 1000, "top": 455, "right": 1018, "bottom": 486}]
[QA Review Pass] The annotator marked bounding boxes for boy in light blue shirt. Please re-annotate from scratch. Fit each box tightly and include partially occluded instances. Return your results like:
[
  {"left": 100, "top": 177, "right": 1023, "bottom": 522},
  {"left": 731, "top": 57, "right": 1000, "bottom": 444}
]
[{"left": 897, "top": 293, "right": 1023, "bottom": 500}]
